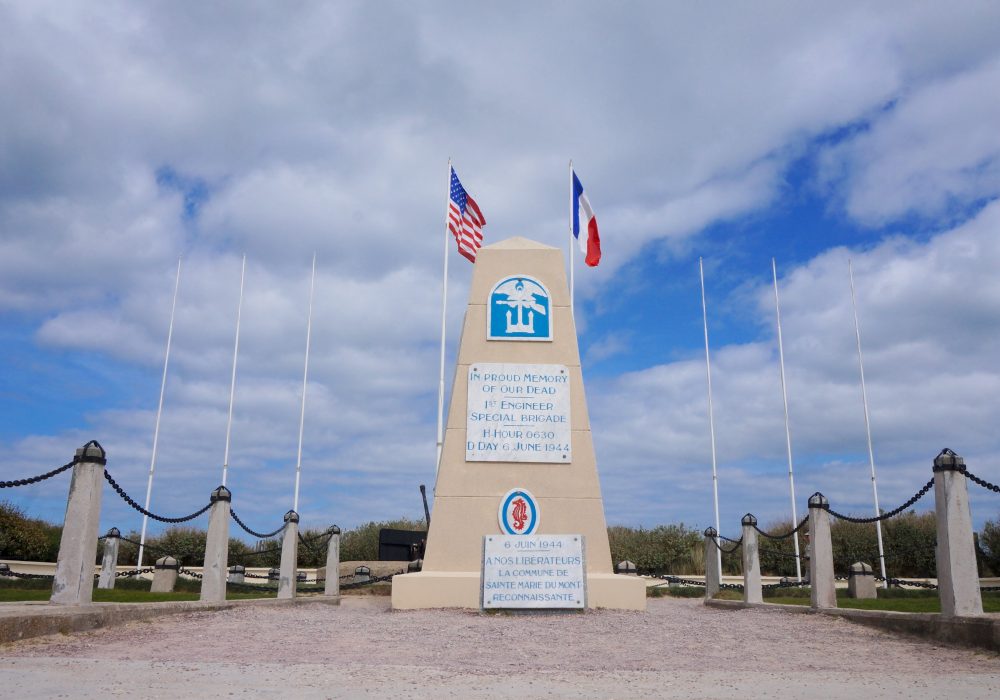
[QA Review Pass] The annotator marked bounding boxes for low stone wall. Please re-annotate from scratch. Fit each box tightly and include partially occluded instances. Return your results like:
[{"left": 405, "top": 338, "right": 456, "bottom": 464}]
[
  {"left": 705, "top": 598, "right": 1000, "bottom": 653},
  {"left": 0, "top": 596, "right": 340, "bottom": 645}
]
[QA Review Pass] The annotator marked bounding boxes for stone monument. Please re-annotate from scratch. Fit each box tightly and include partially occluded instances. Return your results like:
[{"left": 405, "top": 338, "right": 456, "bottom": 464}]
[{"left": 391, "top": 236, "right": 646, "bottom": 610}]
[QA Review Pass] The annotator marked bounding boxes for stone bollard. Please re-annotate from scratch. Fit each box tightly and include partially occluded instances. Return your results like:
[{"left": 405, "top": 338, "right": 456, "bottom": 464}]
[
  {"left": 50, "top": 441, "right": 107, "bottom": 606},
  {"left": 151, "top": 556, "right": 179, "bottom": 592},
  {"left": 228, "top": 565, "right": 245, "bottom": 583},
  {"left": 268, "top": 567, "right": 280, "bottom": 581},
  {"left": 740, "top": 514, "right": 762, "bottom": 604},
  {"left": 808, "top": 493, "right": 837, "bottom": 609},
  {"left": 199, "top": 485, "right": 232, "bottom": 602},
  {"left": 933, "top": 449, "right": 984, "bottom": 617},
  {"left": 703, "top": 527, "right": 721, "bottom": 599},
  {"left": 848, "top": 562, "right": 877, "bottom": 599},
  {"left": 355, "top": 565, "right": 371, "bottom": 583},
  {"left": 278, "top": 510, "right": 299, "bottom": 600},
  {"left": 324, "top": 525, "right": 341, "bottom": 597},
  {"left": 616, "top": 561, "right": 637, "bottom": 576},
  {"left": 97, "top": 527, "right": 121, "bottom": 590}
]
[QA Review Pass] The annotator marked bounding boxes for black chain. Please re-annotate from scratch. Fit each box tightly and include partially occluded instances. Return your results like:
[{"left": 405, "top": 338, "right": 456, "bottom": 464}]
[
  {"left": 828, "top": 479, "right": 934, "bottom": 524},
  {"left": 0, "top": 460, "right": 75, "bottom": 489},
  {"left": 762, "top": 579, "right": 809, "bottom": 591},
  {"left": 339, "top": 571, "right": 404, "bottom": 589},
  {"left": 874, "top": 575, "right": 938, "bottom": 590},
  {"left": 712, "top": 536, "right": 743, "bottom": 554},
  {"left": 965, "top": 470, "right": 1000, "bottom": 494},
  {"left": 655, "top": 575, "right": 706, "bottom": 587},
  {"left": 236, "top": 543, "right": 285, "bottom": 560},
  {"left": 230, "top": 509, "right": 285, "bottom": 539},
  {"left": 103, "top": 470, "right": 212, "bottom": 523},
  {"left": 753, "top": 515, "right": 809, "bottom": 540},
  {"left": 243, "top": 572, "right": 273, "bottom": 579},
  {"left": 178, "top": 567, "right": 203, "bottom": 580},
  {"left": 0, "top": 568, "right": 54, "bottom": 580},
  {"left": 114, "top": 567, "right": 155, "bottom": 578}
]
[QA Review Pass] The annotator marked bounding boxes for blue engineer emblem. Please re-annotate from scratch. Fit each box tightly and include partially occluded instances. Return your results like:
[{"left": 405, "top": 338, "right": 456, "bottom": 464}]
[{"left": 488, "top": 276, "right": 552, "bottom": 341}]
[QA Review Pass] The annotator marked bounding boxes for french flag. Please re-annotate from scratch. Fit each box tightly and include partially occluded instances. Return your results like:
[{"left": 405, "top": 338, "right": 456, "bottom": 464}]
[{"left": 572, "top": 170, "right": 601, "bottom": 267}]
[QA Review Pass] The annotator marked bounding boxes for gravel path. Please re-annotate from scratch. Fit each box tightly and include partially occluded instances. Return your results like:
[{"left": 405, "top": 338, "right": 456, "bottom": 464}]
[{"left": 2, "top": 597, "right": 998, "bottom": 698}]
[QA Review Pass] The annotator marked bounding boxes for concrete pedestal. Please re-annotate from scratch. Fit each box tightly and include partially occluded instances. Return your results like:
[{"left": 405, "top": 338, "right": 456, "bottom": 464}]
[
  {"left": 50, "top": 442, "right": 107, "bottom": 606},
  {"left": 808, "top": 493, "right": 837, "bottom": 609},
  {"left": 324, "top": 528, "right": 341, "bottom": 597},
  {"left": 703, "top": 528, "right": 721, "bottom": 599},
  {"left": 277, "top": 511, "right": 299, "bottom": 600},
  {"left": 741, "top": 515, "right": 762, "bottom": 604},
  {"left": 228, "top": 565, "right": 245, "bottom": 583},
  {"left": 391, "top": 238, "right": 645, "bottom": 611},
  {"left": 200, "top": 486, "right": 231, "bottom": 602},
  {"left": 848, "top": 562, "right": 877, "bottom": 599},
  {"left": 97, "top": 528, "right": 121, "bottom": 590},
  {"left": 933, "top": 450, "right": 984, "bottom": 617},
  {"left": 151, "top": 556, "right": 179, "bottom": 593}
]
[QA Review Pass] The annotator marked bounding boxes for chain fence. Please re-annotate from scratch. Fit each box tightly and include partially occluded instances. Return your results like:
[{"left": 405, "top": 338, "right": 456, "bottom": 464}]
[
  {"left": 230, "top": 509, "right": 285, "bottom": 539},
  {"left": 103, "top": 469, "right": 212, "bottom": 523},
  {"left": 827, "top": 478, "right": 934, "bottom": 524},
  {"left": 0, "top": 460, "right": 76, "bottom": 489},
  {"left": 753, "top": 515, "right": 809, "bottom": 540}
]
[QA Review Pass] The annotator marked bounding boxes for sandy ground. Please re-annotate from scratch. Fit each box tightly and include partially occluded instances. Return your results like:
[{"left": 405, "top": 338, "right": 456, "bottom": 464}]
[{"left": 1, "top": 596, "right": 998, "bottom": 698}]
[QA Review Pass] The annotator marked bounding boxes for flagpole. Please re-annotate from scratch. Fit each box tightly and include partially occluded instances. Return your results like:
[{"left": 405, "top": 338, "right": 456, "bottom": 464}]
[
  {"left": 772, "top": 258, "right": 803, "bottom": 581},
  {"left": 699, "top": 258, "right": 722, "bottom": 575},
  {"left": 569, "top": 160, "right": 575, "bottom": 315},
  {"left": 435, "top": 160, "right": 452, "bottom": 488},
  {"left": 292, "top": 253, "right": 316, "bottom": 513},
  {"left": 137, "top": 256, "right": 182, "bottom": 568},
  {"left": 221, "top": 254, "right": 246, "bottom": 487},
  {"left": 849, "top": 259, "right": 888, "bottom": 587}
]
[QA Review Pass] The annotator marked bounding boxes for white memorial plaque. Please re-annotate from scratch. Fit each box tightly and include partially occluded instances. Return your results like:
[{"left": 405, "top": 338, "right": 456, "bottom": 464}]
[
  {"left": 466, "top": 362, "right": 571, "bottom": 463},
  {"left": 481, "top": 534, "right": 586, "bottom": 609}
]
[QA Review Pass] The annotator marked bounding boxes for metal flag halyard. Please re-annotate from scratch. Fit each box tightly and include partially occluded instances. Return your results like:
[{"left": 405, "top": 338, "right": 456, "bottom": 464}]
[
  {"left": 699, "top": 258, "right": 723, "bottom": 576},
  {"left": 221, "top": 254, "right": 246, "bottom": 487},
  {"left": 292, "top": 253, "right": 316, "bottom": 513}
]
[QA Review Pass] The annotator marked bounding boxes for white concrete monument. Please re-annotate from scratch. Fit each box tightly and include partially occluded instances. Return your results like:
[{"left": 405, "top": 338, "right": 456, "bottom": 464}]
[{"left": 392, "top": 236, "right": 646, "bottom": 610}]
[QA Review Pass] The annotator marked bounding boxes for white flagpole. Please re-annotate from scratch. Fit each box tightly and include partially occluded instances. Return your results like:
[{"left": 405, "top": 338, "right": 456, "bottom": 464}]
[
  {"left": 569, "top": 160, "right": 575, "bottom": 315},
  {"left": 849, "top": 259, "right": 888, "bottom": 587},
  {"left": 435, "top": 160, "right": 452, "bottom": 487},
  {"left": 221, "top": 254, "right": 246, "bottom": 487},
  {"left": 137, "top": 256, "right": 182, "bottom": 568},
  {"left": 699, "top": 258, "right": 722, "bottom": 575},
  {"left": 292, "top": 253, "right": 316, "bottom": 513},
  {"left": 772, "top": 258, "right": 803, "bottom": 581}
]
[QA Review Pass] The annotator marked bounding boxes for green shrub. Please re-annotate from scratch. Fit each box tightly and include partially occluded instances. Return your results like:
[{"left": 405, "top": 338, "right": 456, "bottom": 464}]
[
  {"left": 0, "top": 500, "right": 62, "bottom": 562},
  {"left": 607, "top": 524, "right": 701, "bottom": 574},
  {"left": 340, "top": 518, "right": 426, "bottom": 562},
  {"left": 980, "top": 518, "right": 1000, "bottom": 576}
]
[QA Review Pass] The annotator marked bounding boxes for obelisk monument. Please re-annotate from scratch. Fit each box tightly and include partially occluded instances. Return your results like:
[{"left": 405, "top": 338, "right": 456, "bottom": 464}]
[{"left": 392, "top": 236, "right": 646, "bottom": 610}]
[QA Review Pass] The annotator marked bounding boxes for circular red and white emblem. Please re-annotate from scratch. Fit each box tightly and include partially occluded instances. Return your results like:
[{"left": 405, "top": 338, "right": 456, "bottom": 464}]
[{"left": 498, "top": 488, "right": 539, "bottom": 535}]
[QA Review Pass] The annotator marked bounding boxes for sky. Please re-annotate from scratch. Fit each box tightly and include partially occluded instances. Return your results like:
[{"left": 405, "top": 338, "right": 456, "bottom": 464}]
[{"left": 2, "top": 1, "right": 1000, "bottom": 544}]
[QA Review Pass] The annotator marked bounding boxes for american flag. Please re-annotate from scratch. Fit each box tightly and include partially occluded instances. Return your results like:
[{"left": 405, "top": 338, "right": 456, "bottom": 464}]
[{"left": 448, "top": 167, "right": 486, "bottom": 263}]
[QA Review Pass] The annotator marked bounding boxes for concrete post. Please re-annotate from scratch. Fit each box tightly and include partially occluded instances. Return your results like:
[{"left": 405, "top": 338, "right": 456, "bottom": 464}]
[
  {"left": 324, "top": 526, "right": 341, "bottom": 597},
  {"left": 933, "top": 449, "right": 984, "bottom": 617},
  {"left": 808, "top": 492, "right": 837, "bottom": 609},
  {"left": 740, "top": 514, "right": 762, "bottom": 604},
  {"left": 277, "top": 510, "right": 299, "bottom": 599},
  {"left": 703, "top": 527, "right": 721, "bottom": 599},
  {"left": 97, "top": 527, "right": 121, "bottom": 590},
  {"left": 199, "top": 485, "right": 232, "bottom": 602},
  {"left": 228, "top": 565, "right": 245, "bottom": 583},
  {"left": 848, "top": 562, "right": 877, "bottom": 599},
  {"left": 50, "top": 441, "right": 107, "bottom": 606},
  {"left": 616, "top": 561, "right": 637, "bottom": 575},
  {"left": 151, "top": 555, "right": 179, "bottom": 592}
]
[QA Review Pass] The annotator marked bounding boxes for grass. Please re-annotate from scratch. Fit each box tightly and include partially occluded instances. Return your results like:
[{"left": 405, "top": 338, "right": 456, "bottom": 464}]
[{"left": 652, "top": 583, "right": 1000, "bottom": 613}]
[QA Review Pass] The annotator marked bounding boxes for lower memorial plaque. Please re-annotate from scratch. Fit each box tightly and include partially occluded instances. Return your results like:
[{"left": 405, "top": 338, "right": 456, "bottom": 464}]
[{"left": 481, "top": 534, "right": 586, "bottom": 609}]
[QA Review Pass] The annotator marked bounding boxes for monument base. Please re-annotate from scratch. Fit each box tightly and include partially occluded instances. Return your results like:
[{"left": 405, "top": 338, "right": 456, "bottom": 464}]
[{"left": 391, "top": 571, "right": 647, "bottom": 611}]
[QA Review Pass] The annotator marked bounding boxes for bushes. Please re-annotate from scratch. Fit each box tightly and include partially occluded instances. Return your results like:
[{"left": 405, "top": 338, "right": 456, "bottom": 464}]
[
  {"left": 0, "top": 500, "right": 61, "bottom": 562},
  {"left": 340, "top": 518, "right": 426, "bottom": 562},
  {"left": 981, "top": 518, "right": 1000, "bottom": 576},
  {"left": 607, "top": 524, "right": 701, "bottom": 574}
]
